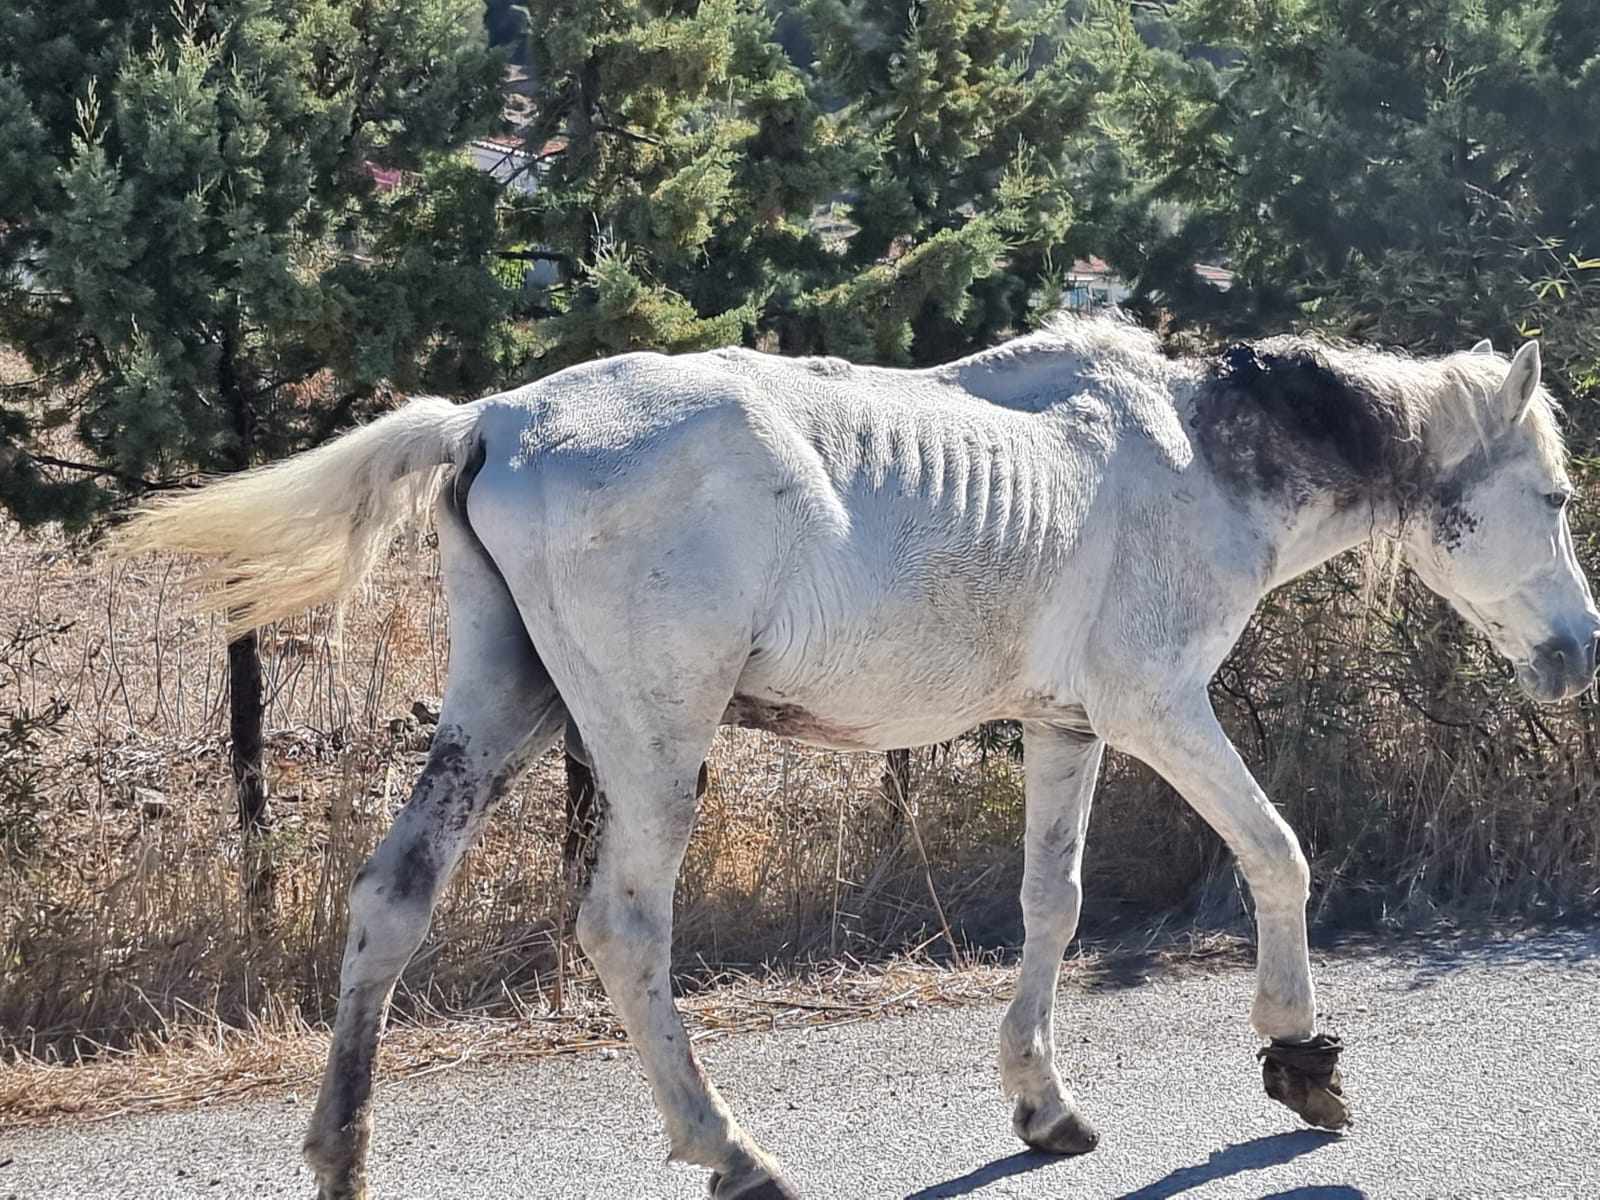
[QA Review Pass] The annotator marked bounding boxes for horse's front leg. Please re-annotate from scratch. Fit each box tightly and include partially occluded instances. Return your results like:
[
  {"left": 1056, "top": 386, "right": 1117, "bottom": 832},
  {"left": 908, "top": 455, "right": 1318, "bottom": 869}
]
[
  {"left": 1106, "top": 690, "right": 1350, "bottom": 1131},
  {"left": 999, "top": 723, "right": 1104, "bottom": 1155}
]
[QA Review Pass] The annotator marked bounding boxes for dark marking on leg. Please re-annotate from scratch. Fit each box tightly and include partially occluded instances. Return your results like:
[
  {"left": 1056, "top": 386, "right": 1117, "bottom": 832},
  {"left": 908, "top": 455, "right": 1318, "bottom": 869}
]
[
  {"left": 1039, "top": 820, "right": 1079, "bottom": 864},
  {"left": 391, "top": 838, "right": 437, "bottom": 904}
]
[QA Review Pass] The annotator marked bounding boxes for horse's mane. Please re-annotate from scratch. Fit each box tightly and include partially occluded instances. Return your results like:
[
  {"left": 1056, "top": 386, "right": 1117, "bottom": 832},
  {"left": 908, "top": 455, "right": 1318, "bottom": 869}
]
[{"left": 1205, "top": 334, "right": 1565, "bottom": 507}]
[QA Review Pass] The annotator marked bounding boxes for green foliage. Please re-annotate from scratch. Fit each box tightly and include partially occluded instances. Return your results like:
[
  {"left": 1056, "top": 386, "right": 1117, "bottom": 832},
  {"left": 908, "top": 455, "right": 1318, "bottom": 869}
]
[
  {"left": 1085, "top": 0, "right": 1600, "bottom": 391},
  {"left": 513, "top": 0, "right": 1121, "bottom": 370},
  {"left": 798, "top": 0, "right": 1117, "bottom": 359},
  {"left": 535, "top": 238, "right": 757, "bottom": 362},
  {"left": 790, "top": 219, "right": 1008, "bottom": 360},
  {"left": 0, "top": 0, "right": 508, "bottom": 525},
  {"left": 509, "top": 0, "right": 852, "bottom": 372}
]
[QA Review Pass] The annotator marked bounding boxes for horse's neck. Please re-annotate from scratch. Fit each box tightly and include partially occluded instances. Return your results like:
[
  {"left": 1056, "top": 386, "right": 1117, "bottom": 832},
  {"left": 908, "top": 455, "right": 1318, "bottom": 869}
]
[{"left": 1261, "top": 493, "right": 1402, "bottom": 590}]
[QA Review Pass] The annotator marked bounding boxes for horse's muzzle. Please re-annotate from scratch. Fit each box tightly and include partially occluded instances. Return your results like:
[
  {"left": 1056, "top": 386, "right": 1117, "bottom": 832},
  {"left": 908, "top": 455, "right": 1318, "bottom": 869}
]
[{"left": 1517, "top": 628, "right": 1600, "bottom": 703}]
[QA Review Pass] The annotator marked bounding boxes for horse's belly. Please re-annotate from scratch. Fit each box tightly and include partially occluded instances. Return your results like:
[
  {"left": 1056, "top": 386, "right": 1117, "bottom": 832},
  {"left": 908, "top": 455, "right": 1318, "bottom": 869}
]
[
  {"left": 720, "top": 690, "right": 982, "bottom": 751},
  {"left": 725, "top": 630, "right": 1009, "bottom": 751}
]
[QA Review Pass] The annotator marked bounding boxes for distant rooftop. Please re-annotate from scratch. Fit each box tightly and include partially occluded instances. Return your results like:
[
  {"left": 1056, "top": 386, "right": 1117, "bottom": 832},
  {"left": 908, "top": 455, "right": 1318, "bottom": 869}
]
[{"left": 467, "top": 139, "right": 538, "bottom": 195}]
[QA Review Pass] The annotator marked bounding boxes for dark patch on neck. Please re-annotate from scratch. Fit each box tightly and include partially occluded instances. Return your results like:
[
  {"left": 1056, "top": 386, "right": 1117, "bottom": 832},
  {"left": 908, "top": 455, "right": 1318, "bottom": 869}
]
[
  {"left": 1431, "top": 452, "right": 1492, "bottom": 550},
  {"left": 1193, "top": 343, "right": 1427, "bottom": 510}
]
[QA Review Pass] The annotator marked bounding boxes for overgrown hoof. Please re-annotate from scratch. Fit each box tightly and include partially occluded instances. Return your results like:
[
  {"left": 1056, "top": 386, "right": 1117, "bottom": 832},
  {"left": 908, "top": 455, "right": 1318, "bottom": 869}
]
[
  {"left": 707, "top": 1165, "right": 802, "bottom": 1200},
  {"left": 1013, "top": 1098, "right": 1101, "bottom": 1156},
  {"left": 1259, "top": 1033, "right": 1351, "bottom": 1131},
  {"left": 303, "top": 1138, "right": 367, "bottom": 1200}
]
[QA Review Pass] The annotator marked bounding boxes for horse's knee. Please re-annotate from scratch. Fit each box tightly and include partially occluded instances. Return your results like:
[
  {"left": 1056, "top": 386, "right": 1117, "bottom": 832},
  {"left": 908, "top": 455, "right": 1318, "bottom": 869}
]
[
  {"left": 1019, "top": 874, "right": 1082, "bottom": 943},
  {"left": 579, "top": 883, "right": 668, "bottom": 959},
  {"left": 1242, "top": 838, "right": 1310, "bottom": 909}
]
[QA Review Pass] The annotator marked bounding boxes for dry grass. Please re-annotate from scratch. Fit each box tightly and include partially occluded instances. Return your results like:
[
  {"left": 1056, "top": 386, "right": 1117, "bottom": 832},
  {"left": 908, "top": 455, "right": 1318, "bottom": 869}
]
[
  {"left": 0, "top": 953, "right": 1031, "bottom": 1128},
  {"left": 1, "top": 930, "right": 1257, "bottom": 1129},
  {"left": 2, "top": 452, "right": 1599, "bottom": 1125},
  {"left": 0, "top": 522, "right": 1055, "bottom": 1065}
]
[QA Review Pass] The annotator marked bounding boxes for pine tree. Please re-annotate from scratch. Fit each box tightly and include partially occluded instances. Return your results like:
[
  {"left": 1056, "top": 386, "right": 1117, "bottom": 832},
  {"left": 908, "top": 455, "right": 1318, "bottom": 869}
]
[
  {"left": 511, "top": 2, "right": 1121, "bottom": 371},
  {"left": 0, "top": 0, "right": 508, "bottom": 898},
  {"left": 1086, "top": 0, "right": 1600, "bottom": 381},
  {"left": 508, "top": 0, "right": 861, "bottom": 373},
  {"left": 795, "top": 0, "right": 1114, "bottom": 361}
]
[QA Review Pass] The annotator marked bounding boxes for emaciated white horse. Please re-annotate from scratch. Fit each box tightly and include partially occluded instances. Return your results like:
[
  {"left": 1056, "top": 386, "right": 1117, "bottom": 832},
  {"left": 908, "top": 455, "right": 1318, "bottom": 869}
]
[{"left": 117, "top": 314, "right": 1599, "bottom": 1200}]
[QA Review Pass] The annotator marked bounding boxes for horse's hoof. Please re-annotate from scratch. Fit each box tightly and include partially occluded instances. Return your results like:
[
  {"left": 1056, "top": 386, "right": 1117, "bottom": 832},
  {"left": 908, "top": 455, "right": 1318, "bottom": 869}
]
[
  {"left": 303, "top": 1143, "right": 366, "bottom": 1200},
  {"left": 1259, "top": 1033, "right": 1351, "bottom": 1131},
  {"left": 708, "top": 1168, "right": 802, "bottom": 1199},
  {"left": 1013, "top": 1098, "right": 1101, "bottom": 1155},
  {"left": 306, "top": 1171, "right": 366, "bottom": 1200}
]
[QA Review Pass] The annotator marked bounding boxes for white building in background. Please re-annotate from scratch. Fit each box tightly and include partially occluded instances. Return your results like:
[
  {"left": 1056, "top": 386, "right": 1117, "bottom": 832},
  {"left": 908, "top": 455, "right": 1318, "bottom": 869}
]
[
  {"left": 1065, "top": 257, "right": 1234, "bottom": 310},
  {"left": 1065, "top": 257, "right": 1131, "bottom": 309}
]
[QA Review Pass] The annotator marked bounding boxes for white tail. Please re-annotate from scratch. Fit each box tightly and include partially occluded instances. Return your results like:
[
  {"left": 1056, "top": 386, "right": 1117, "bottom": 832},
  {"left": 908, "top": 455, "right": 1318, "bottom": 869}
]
[{"left": 110, "top": 397, "right": 480, "bottom": 634}]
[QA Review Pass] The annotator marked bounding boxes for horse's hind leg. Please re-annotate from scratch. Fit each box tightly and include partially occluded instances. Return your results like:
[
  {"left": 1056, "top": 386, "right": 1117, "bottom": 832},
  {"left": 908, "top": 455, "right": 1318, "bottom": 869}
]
[
  {"left": 574, "top": 742, "right": 795, "bottom": 1199},
  {"left": 999, "top": 724, "right": 1103, "bottom": 1155},
  {"left": 302, "top": 492, "right": 566, "bottom": 1200},
  {"left": 533, "top": 650, "right": 794, "bottom": 1195}
]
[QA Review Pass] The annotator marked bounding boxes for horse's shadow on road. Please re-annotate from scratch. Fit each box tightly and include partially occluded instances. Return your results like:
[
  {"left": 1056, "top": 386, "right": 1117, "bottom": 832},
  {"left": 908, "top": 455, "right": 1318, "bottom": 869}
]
[{"left": 904, "top": 1129, "right": 1356, "bottom": 1200}]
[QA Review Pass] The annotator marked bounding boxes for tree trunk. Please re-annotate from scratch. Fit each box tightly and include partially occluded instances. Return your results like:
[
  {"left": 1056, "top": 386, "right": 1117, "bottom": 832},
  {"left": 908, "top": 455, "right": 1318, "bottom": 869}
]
[
  {"left": 228, "top": 628, "right": 274, "bottom": 918},
  {"left": 219, "top": 322, "right": 274, "bottom": 921}
]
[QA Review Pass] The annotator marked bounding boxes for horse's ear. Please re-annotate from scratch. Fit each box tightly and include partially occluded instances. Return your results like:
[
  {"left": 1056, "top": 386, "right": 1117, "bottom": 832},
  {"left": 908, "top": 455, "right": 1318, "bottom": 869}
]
[
  {"left": 1470, "top": 338, "right": 1494, "bottom": 355},
  {"left": 1498, "top": 340, "right": 1541, "bottom": 424}
]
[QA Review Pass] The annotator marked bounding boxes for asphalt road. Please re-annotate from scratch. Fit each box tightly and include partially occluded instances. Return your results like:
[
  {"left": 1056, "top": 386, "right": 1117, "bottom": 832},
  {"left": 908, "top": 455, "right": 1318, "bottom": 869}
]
[{"left": 5, "top": 929, "right": 1597, "bottom": 1200}]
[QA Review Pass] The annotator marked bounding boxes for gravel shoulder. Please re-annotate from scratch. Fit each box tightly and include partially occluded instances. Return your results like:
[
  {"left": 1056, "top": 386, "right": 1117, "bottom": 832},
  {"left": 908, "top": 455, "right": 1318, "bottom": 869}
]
[{"left": 4, "top": 928, "right": 1597, "bottom": 1199}]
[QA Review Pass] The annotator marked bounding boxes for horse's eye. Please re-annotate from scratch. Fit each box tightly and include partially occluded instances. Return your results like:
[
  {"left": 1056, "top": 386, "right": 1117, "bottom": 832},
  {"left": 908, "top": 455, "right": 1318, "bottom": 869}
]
[{"left": 1546, "top": 490, "right": 1572, "bottom": 510}]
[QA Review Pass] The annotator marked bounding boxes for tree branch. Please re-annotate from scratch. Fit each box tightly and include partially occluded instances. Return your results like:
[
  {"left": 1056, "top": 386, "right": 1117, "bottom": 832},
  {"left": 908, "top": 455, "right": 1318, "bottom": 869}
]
[
  {"left": 595, "top": 123, "right": 665, "bottom": 148},
  {"left": 22, "top": 452, "right": 197, "bottom": 492}
]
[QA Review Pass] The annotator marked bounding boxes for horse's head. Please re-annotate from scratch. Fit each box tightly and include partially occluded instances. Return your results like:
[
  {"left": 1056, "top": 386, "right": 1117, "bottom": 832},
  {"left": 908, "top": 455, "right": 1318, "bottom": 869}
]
[{"left": 1403, "top": 340, "right": 1599, "bottom": 703}]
